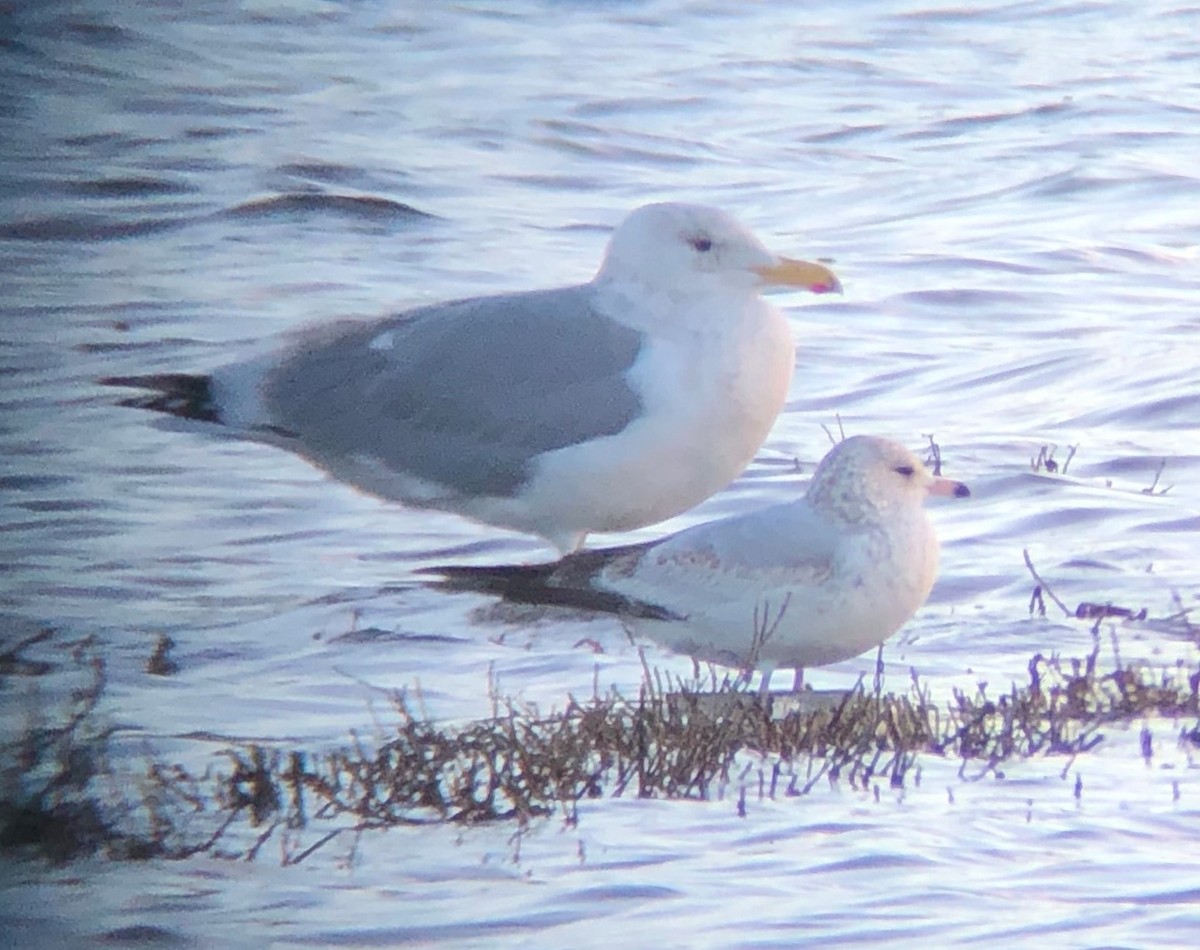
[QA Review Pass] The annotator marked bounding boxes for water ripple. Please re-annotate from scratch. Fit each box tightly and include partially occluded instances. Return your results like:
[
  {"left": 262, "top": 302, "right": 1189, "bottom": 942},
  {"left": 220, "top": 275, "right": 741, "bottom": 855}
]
[
  {"left": 223, "top": 193, "right": 435, "bottom": 224},
  {"left": 3, "top": 0, "right": 1199, "bottom": 946}
]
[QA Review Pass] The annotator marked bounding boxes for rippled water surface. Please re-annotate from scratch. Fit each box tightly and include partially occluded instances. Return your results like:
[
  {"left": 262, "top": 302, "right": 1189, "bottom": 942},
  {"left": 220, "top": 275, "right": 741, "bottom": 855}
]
[{"left": 2, "top": 0, "right": 1199, "bottom": 945}]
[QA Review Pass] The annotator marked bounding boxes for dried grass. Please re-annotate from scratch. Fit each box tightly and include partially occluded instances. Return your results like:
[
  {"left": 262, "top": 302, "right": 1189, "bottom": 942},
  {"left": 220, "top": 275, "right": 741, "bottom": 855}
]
[{"left": 3, "top": 624, "right": 1196, "bottom": 864}]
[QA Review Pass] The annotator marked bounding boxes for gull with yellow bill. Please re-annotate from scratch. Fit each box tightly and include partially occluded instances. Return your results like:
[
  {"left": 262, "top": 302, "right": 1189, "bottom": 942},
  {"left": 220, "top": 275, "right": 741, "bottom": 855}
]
[{"left": 103, "top": 202, "right": 840, "bottom": 552}]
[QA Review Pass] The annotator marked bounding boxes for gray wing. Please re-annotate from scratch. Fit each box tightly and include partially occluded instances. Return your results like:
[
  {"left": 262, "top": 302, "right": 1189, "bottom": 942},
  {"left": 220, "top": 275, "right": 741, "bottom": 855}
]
[
  {"left": 260, "top": 286, "right": 645, "bottom": 497},
  {"left": 653, "top": 498, "right": 841, "bottom": 573},
  {"left": 610, "top": 498, "right": 843, "bottom": 611}
]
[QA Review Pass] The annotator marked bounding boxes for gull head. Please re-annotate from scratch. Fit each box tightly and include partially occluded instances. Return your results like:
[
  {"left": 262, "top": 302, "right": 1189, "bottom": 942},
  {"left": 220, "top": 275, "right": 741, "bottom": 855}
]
[
  {"left": 595, "top": 202, "right": 840, "bottom": 298},
  {"left": 806, "top": 435, "right": 970, "bottom": 526}
]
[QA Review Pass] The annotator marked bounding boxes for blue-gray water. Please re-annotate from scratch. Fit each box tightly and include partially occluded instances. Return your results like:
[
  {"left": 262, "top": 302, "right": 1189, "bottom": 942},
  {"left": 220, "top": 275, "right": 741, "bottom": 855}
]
[{"left": 2, "top": 0, "right": 1199, "bottom": 945}]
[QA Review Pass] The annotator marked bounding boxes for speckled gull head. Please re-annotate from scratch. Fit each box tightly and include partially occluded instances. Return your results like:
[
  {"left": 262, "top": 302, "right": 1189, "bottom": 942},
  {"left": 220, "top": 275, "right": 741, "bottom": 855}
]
[
  {"left": 595, "top": 202, "right": 842, "bottom": 307},
  {"left": 805, "top": 435, "right": 971, "bottom": 527},
  {"left": 423, "top": 433, "right": 971, "bottom": 694}
]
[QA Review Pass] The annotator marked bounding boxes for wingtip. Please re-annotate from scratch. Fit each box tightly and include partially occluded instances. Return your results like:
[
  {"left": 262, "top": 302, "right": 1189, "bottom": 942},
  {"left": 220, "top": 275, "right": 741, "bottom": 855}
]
[{"left": 99, "top": 372, "right": 220, "bottom": 423}]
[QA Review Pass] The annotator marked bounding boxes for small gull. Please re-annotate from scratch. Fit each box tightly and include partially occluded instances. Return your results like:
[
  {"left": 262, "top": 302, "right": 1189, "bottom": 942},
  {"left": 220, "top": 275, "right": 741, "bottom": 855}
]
[
  {"left": 427, "top": 436, "right": 970, "bottom": 691},
  {"left": 102, "top": 202, "right": 840, "bottom": 552}
]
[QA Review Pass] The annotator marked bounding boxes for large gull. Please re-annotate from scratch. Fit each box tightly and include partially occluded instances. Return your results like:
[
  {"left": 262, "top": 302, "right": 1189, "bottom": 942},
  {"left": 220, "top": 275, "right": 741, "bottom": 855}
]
[
  {"left": 427, "top": 436, "right": 970, "bottom": 691},
  {"left": 102, "top": 202, "right": 840, "bottom": 552}
]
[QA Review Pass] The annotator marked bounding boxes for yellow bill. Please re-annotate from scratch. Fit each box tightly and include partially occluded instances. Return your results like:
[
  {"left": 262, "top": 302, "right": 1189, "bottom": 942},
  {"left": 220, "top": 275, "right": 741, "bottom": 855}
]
[{"left": 754, "top": 257, "right": 842, "bottom": 294}]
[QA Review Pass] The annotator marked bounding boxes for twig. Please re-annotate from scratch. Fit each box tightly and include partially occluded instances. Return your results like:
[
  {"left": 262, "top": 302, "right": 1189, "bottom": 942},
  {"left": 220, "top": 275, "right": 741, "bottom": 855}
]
[
  {"left": 923, "top": 434, "right": 942, "bottom": 476},
  {"left": 819, "top": 414, "right": 846, "bottom": 446},
  {"left": 1022, "top": 549, "right": 1072, "bottom": 618},
  {"left": 1141, "top": 459, "right": 1172, "bottom": 495},
  {"left": 285, "top": 827, "right": 348, "bottom": 866},
  {"left": 1031, "top": 443, "right": 1077, "bottom": 474}
]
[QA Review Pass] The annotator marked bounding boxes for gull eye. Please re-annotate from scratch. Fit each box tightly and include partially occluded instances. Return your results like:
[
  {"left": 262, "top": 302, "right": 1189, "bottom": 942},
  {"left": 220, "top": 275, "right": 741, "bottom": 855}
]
[
  {"left": 688, "top": 234, "right": 713, "bottom": 253},
  {"left": 894, "top": 464, "right": 915, "bottom": 478}
]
